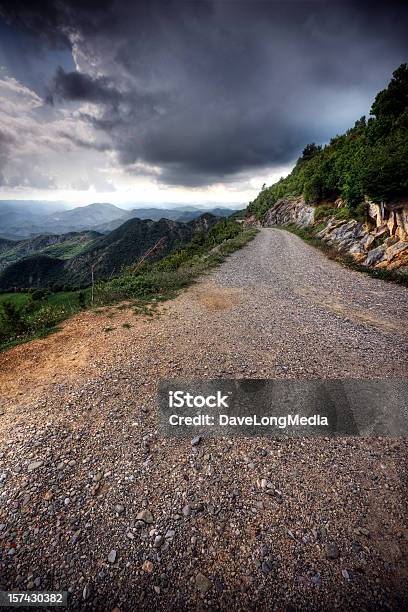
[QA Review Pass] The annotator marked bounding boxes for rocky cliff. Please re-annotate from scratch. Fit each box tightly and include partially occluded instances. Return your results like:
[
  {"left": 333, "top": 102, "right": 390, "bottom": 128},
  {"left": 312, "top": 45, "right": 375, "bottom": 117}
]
[
  {"left": 264, "top": 197, "right": 315, "bottom": 227},
  {"left": 257, "top": 196, "right": 408, "bottom": 275}
]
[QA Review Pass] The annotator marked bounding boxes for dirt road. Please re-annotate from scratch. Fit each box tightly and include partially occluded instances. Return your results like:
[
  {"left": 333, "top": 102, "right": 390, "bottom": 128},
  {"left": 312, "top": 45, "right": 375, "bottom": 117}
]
[{"left": 0, "top": 229, "right": 407, "bottom": 610}]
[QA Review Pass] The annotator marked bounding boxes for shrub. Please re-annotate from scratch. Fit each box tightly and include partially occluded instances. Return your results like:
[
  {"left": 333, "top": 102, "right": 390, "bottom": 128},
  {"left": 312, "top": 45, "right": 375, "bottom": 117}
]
[
  {"left": 28, "top": 305, "right": 63, "bottom": 331},
  {"left": 78, "top": 291, "right": 87, "bottom": 308},
  {"left": 0, "top": 300, "right": 29, "bottom": 338},
  {"left": 32, "top": 288, "right": 52, "bottom": 301}
]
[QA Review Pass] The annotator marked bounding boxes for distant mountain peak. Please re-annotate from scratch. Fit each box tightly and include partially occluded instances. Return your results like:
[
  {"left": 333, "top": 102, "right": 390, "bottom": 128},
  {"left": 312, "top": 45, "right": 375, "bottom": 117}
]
[{"left": 0, "top": 201, "right": 238, "bottom": 240}]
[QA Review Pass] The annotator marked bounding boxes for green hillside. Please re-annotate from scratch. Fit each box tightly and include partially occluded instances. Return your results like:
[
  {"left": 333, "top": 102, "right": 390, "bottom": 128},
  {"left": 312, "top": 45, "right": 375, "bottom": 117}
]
[
  {"left": 0, "top": 231, "right": 100, "bottom": 271},
  {"left": 0, "top": 255, "right": 66, "bottom": 290},
  {"left": 0, "top": 214, "right": 219, "bottom": 291},
  {"left": 247, "top": 64, "right": 408, "bottom": 219}
]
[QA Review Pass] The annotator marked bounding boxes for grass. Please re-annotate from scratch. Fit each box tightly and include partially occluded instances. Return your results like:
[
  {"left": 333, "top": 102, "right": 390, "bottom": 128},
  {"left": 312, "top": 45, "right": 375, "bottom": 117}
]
[
  {"left": 40, "top": 240, "right": 94, "bottom": 260},
  {"left": 0, "top": 292, "right": 29, "bottom": 307},
  {"left": 314, "top": 205, "right": 352, "bottom": 223},
  {"left": 0, "top": 289, "right": 90, "bottom": 352},
  {"left": 279, "top": 224, "right": 408, "bottom": 287},
  {"left": 313, "top": 202, "right": 366, "bottom": 224},
  {"left": 0, "top": 290, "right": 86, "bottom": 309}
]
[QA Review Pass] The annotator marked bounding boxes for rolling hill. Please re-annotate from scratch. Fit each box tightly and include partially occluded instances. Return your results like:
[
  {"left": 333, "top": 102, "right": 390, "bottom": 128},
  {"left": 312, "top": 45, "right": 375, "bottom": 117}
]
[
  {"left": 0, "top": 202, "right": 124, "bottom": 240},
  {"left": 0, "top": 214, "right": 219, "bottom": 290},
  {"left": 0, "top": 201, "right": 69, "bottom": 239},
  {"left": 0, "top": 231, "right": 101, "bottom": 272}
]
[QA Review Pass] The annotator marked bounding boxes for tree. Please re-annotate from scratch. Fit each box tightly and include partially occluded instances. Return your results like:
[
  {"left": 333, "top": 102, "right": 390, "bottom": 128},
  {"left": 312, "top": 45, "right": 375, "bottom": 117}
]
[
  {"left": 299, "top": 143, "right": 322, "bottom": 163},
  {"left": 371, "top": 63, "right": 408, "bottom": 121}
]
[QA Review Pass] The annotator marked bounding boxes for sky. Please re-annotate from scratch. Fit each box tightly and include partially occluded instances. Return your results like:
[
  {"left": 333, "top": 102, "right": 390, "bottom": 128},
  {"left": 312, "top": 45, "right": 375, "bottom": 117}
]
[{"left": 0, "top": 0, "right": 407, "bottom": 208}]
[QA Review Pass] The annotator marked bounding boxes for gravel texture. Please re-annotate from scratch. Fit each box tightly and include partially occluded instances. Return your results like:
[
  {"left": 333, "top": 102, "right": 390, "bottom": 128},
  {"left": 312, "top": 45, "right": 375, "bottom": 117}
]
[{"left": 0, "top": 228, "right": 407, "bottom": 611}]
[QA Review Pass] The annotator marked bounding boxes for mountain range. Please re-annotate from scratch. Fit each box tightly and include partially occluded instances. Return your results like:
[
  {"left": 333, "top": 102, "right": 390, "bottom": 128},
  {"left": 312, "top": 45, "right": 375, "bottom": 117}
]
[
  {"left": 0, "top": 201, "right": 238, "bottom": 240},
  {"left": 0, "top": 213, "right": 219, "bottom": 290}
]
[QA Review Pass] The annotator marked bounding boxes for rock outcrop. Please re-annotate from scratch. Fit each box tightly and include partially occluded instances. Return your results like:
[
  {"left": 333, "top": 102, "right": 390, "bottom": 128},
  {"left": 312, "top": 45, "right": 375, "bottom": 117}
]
[
  {"left": 367, "top": 199, "right": 408, "bottom": 242},
  {"left": 317, "top": 220, "right": 408, "bottom": 271},
  {"left": 264, "top": 197, "right": 315, "bottom": 227},
  {"left": 258, "top": 196, "right": 408, "bottom": 275}
]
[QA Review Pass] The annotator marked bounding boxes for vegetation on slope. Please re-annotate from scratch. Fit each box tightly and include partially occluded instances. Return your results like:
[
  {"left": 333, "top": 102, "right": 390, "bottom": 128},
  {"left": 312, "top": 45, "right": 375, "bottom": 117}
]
[
  {"left": 0, "top": 289, "right": 87, "bottom": 351},
  {"left": 95, "top": 217, "right": 251, "bottom": 304},
  {"left": 247, "top": 64, "right": 408, "bottom": 219},
  {"left": 0, "top": 231, "right": 99, "bottom": 272},
  {"left": 70, "top": 213, "right": 220, "bottom": 284}
]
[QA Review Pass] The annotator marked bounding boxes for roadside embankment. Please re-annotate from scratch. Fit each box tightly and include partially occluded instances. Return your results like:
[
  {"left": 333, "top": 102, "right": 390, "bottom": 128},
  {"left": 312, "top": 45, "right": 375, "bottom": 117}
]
[{"left": 245, "top": 196, "right": 408, "bottom": 281}]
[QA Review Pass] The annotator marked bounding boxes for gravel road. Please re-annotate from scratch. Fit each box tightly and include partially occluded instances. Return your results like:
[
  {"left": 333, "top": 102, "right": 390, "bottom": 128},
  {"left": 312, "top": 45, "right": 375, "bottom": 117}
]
[{"left": 0, "top": 228, "right": 407, "bottom": 611}]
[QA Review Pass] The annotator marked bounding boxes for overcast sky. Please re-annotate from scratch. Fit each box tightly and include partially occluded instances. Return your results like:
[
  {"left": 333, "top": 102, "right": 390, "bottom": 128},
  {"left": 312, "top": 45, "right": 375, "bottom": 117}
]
[{"left": 0, "top": 0, "right": 407, "bottom": 207}]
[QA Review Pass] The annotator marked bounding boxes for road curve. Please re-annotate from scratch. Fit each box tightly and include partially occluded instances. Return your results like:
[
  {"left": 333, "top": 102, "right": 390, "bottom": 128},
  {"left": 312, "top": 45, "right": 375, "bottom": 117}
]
[
  {"left": 0, "top": 228, "right": 407, "bottom": 611},
  {"left": 181, "top": 227, "right": 408, "bottom": 379}
]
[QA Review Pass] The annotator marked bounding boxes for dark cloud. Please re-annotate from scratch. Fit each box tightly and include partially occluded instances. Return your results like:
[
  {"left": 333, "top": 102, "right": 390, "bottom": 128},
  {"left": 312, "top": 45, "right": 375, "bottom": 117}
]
[
  {"left": 1, "top": 0, "right": 408, "bottom": 187},
  {"left": 0, "top": 0, "right": 115, "bottom": 48},
  {"left": 47, "top": 67, "right": 121, "bottom": 105}
]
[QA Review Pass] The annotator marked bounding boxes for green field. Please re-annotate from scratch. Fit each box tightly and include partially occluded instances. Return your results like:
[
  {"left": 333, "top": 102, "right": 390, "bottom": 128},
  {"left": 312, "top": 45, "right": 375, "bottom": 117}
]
[
  {"left": 0, "top": 290, "right": 85, "bottom": 309},
  {"left": 0, "top": 292, "right": 29, "bottom": 306},
  {"left": 39, "top": 239, "right": 95, "bottom": 260}
]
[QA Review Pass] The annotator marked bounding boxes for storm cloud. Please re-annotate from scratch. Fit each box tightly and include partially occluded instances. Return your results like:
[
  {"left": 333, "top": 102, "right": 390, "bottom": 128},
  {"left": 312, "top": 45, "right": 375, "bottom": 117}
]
[
  {"left": 47, "top": 67, "right": 122, "bottom": 106},
  {"left": 0, "top": 0, "right": 408, "bottom": 189}
]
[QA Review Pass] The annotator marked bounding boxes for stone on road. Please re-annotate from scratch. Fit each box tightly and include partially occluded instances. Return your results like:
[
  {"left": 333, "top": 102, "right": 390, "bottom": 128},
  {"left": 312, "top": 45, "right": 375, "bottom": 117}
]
[{"left": 0, "top": 228, "right": 407, "bottom": 611}]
